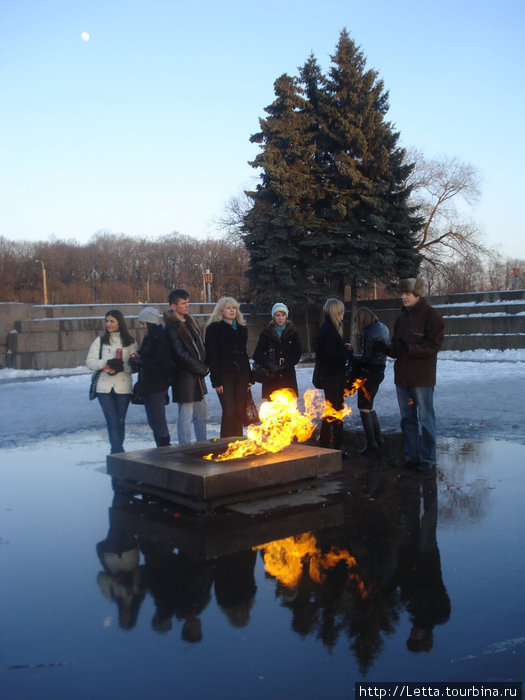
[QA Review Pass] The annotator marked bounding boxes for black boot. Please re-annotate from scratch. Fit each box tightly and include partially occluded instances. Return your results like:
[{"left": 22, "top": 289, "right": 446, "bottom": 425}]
[
  {"left": 319, "top": 419, "right": 332, "bottom": 448},
  {"left": 359, "top": 412, "right": 378, "bottom": 455},
  {"left": 371, "top": 410, "right": 384, "bottom": 446}
]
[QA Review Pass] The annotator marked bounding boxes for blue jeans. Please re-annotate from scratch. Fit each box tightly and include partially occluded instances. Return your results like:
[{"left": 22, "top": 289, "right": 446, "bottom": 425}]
[
  {"left": 396, "top": 385, "right": 437, "bottom": 464},
  {"left": 178, "top": 400, "right": 207, "bottom": 444},
  {"left": 97, "top": 390, "right": 131, "bottom": 454},
  {"left": 143, "top": 392, "right": 170, "bottom": 447}
]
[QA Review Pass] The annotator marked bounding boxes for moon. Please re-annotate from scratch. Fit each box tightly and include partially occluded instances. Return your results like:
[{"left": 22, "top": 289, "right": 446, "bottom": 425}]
[{"left": 80, "top": 32, "right": 90, "bottom": 41}]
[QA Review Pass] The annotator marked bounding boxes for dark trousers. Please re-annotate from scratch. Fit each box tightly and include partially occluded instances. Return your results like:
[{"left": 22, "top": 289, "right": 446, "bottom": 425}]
[
  {"left": 319, "top": 374, "right": 346, "bottom": 449},
  {"left": 218, "top": 373, "right": 248, "bottom": 438},
  {"left": 143, "top": 392, "right": 170, "bottom": 447},
  {"left": 97, "top": 390, "right": 131, "bottom": 454},
  {"left": 356, "top": 370, "right": 384, "bottom": 410}
]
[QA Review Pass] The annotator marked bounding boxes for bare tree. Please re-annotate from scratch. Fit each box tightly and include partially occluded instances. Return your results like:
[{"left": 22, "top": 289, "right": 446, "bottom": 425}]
[
  {"left": 213, "top": 190, "right": 251, "bottom": 242},
  {"left": 0, "top": 232, "right": 250, "bottom": 304},
  {"left": 486, "top": 254, "right": 525, "bottom": 290},
  {"left": 406, "top": 149, "right": 487, "bottom": 262}
]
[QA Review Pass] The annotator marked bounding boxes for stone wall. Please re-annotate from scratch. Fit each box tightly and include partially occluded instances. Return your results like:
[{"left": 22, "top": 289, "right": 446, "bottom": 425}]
[
  {"left": 362, "top": 290, "right": 525, "bottom": 351},
  {"left": 1, "top": 290, "right": 524, "bottom": 370}
]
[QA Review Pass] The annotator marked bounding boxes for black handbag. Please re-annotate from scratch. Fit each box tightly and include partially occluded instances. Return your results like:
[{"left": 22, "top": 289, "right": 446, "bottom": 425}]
[
  {"left": 131, "top": 378, "right": 145, "bottom": 405},
  {"left": 345, "top": 363, "right": 363, "bottom": 389},
  {"left": 251, "top": 362, "right": 274, "bottom": 383},
  {"left": 89, "top": 338, "right": 103, "bottom": 400},
  {"left": 252, "top": 346, "right": 277, "bottom": 383},
  {"left": 132, "top": 371, "right": 169, "bottom": 405},
  {"left": 312, "top": 361, "right": 324, "bottom": 390}
]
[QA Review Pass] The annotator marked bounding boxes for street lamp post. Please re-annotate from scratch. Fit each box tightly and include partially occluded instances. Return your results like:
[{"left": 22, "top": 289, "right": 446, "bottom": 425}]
[
  {"left": 203, "top": 269, "right": 213, "bottom": 303},
  {"left": 512, "top": 268, "right": 521, "bottom": 291},
  {"left": 35, "top": 260, "right": 48, "bottom": 305},
  {"left": 146, "top": 273, "right": 157, "bottom": 303}
]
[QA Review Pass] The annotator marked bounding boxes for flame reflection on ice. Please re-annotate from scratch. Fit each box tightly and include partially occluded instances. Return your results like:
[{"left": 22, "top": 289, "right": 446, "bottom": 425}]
[{"left": 255, "top": 533, "right": 369, "bottom": 599}]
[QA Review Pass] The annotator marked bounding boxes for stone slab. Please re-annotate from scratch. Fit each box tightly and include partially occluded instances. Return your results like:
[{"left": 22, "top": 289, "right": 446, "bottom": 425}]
[{"left": 106, "top": 440, "right": 342, "bottom": 509}]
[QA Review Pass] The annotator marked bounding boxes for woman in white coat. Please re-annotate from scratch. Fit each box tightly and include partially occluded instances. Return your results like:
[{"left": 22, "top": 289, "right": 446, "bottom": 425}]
[{"left": 86, "top": 309, "right": 138, "bottom": 453}]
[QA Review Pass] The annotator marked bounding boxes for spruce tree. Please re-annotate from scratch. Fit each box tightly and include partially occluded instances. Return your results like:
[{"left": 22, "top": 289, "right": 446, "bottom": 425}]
[
  {"left": 243, "top": 30, "right": 422, "bottom": 306},
  {"left": 243, "top": 74, "right": 319, "bottom": 306},
  {"left": 307, "top": 29, "right": 422, "bottom": 296}
]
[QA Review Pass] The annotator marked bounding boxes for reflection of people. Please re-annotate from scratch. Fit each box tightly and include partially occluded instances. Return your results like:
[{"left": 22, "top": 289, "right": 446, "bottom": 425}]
[
  {"left": 397, "top": 472, "right": 451, "bottom": 652},
  {"left": 253, "top": 302, "right": 302, "bottom": 399},
  {"left": 214, "top": 550, "right": 257, "bottom": 627},
  {"left": 314, "top": 298, "right": 353, "bottom": 454},
  {"left": 389, "top": 278, "right": 445, "bottom": 471},
  {"left": 86, "top": 309, "right": 138, "bottom": 454},
  {"left": 96, "top": 515, "right": 145, "bottom": 629},
  {"left": 164, "top": 289, "right": 209, "bottom": 444},
  {"left": 141, "top": 540, "right": 213, "bottom": 642},
  {"left": 134, "top": 307, "right": 172, "bottom": 447},
  {"left": 351, "top": 307, "right": 390, "bottom": 454},
  {"left": 205, "top": 297, "right": 251, "bottom": 437}
]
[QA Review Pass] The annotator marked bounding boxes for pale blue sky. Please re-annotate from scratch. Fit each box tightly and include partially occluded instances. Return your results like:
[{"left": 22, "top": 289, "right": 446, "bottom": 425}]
[{"left": 1, "top": 0, "right": 524, "bottom": 259}]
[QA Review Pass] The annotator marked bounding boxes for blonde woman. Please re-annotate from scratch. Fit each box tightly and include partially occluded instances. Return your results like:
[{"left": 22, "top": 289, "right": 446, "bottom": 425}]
[
  {"left": 205, "top": 297, "right": 251, "bottom": 437},
  {"left": 314, "top": 298, "right": 353, "bottom": 455}
]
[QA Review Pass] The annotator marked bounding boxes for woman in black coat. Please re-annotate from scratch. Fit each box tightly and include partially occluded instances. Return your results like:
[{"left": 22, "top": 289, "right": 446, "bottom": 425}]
[
  {"left": 314, "top": 298, "right": 353, "bottom": 454},
  {"left": 134, "top": 307, "right": 173, "bottom": 447},
  {"left": 253, "top": 302, "right": 302, "bottom": 399},
  {"left": 205, "top": 297, "right": 251, "bottom": 438}
]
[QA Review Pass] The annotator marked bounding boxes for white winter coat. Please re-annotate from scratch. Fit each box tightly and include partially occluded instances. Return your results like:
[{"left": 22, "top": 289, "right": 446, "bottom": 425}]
[{"left": 86, "top": 332, "right": 138, "bottom": 394}]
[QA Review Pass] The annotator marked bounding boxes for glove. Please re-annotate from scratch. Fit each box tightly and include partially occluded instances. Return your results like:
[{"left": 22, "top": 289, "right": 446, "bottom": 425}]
[
  {"left": 129, "top": 355, "right": 142, "bottom": 372},
  {"left": 107, "top": 357, "right": 124, "bottom": 373}
]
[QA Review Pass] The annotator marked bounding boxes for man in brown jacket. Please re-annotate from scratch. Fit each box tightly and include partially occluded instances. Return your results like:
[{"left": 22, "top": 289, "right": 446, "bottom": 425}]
[{"left": 389, "top": 278, "right": 444, "bottom": 471}]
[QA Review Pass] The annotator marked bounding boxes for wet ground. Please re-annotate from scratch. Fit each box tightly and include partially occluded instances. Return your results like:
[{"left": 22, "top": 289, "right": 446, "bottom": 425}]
[{"left": 1, "top": 430, "right": 524, "bottom": 699}]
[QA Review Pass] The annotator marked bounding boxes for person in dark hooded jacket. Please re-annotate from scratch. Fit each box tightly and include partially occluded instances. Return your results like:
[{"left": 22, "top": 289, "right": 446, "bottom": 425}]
[
  {"left": 350, "top": 307, "right": 390, "bottom": 455},
  {"left": 253, "top": 302, "right": 302, "bottom": 400},
  {"left": 134, "top": 307, "right": 172, "bottom": 447}
]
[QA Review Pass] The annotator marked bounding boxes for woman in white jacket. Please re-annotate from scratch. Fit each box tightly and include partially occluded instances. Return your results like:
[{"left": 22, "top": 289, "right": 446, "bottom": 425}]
[{"left": 86, "top": 309, "right": 138, "bottom": 454}]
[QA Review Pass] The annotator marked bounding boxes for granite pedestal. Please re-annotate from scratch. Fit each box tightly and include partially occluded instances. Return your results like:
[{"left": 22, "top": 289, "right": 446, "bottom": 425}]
[{"left": 106, "top": 439, "right": 342, "bottom": 511}]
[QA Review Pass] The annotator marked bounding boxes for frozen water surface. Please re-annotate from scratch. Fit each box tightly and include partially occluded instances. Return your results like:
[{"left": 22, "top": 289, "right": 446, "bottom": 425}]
[{"left": 0, "top": 354, "right": 524, "bottom": 697}]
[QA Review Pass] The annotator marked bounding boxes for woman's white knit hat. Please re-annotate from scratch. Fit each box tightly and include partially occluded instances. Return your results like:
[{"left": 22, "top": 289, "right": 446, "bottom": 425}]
[{"left": 271, "top": 302, "right": 289, "bottom": 317}]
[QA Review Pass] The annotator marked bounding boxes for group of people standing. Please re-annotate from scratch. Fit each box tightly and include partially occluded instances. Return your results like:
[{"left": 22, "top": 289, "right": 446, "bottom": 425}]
[
  {"left": 87, "top": 277, "right": 444, "bottom": 473},
  {"left": 86, "top": 292, "right": 303, "bottom": 454},
  {"left": 314, "top": 278, "right": 444, "bottom": 471}
]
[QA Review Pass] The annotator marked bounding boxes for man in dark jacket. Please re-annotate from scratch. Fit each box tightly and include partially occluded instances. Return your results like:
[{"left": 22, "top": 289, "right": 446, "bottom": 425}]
[
  {"left": 164, "top": 289, "right": 209, "bottom": 444},
  {"left": 390, "top": 278, "right": 444, "bottom": 471}
]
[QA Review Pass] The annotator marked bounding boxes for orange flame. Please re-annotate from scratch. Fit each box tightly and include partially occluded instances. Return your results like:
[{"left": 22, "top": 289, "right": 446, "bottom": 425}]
[
  {"left": 204, "top": 389, "right": 317, "bottom": 461},
  {"left": 345, "top": 377, "right": 370, "bottom": 401},
  {"left": 204, "top": 387, "right": 355, "bottom": 461},
  {"left": 255, "top": 533, "right": 369, "bottom": 598},
  {"left": 303, "top": 388, "right": 352, "bottom": 424}
]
